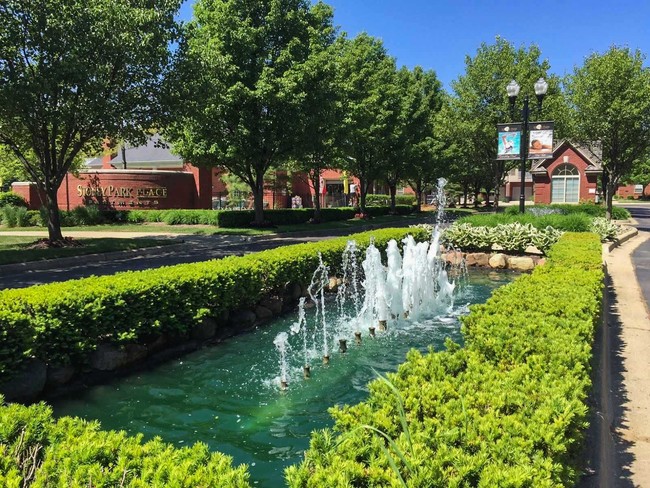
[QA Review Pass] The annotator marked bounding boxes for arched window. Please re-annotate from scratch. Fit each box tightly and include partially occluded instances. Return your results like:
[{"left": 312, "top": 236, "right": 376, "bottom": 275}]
[{"left": 551, "top": 163, "right": 579, "bottom": 203}]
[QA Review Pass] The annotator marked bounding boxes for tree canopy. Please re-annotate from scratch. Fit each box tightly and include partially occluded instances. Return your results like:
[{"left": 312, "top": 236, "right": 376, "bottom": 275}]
[
  {"left": 566, "top": 46, "right": 650, "bottom": 218},
  {"left": 0, "top": 0, "right": 180, "bottom": 241},
  {"left": 166, "top": 0, "right": 336, "bottom": 225}
]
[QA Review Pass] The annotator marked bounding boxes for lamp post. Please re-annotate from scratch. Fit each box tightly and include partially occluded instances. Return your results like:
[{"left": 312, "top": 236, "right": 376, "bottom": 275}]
[{"left": 507, "top": 78, "right": 548, "bottom": 213}]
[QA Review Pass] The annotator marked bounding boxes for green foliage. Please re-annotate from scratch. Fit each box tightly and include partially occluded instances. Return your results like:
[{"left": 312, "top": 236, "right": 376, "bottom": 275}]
[
  {"left": 0, "top": 228, "right": 427, "bottom": 379},
  {"left": 504, "top": 203, "right": 631, "bottom": 220},
  {"left": 286, "top": 233, "right": 603, "bottom": 486},
  {"left": 0, "top": 192, "right": 27, "bottom": 208},
  {"left": 365, "top": 194, "right": 416, "bottom": 206},
  {"left": 215, "top": 206, "right": 413, "bottom": 228},
  {"left": 443, "top": 221, "right": 564, "bottom": 253},
  {"left": 166, "top": 0, "right": 336, "bottom": 225},
  {"left": 566, "top": 46, "right": 650, "bottom": 218},
  {"left": 0, "top": 206, "right": 30, "bottom": 228},
  {"left": 0, "top": 0, "right": 182, "bottom": 241},
  {"left": 0, "top": 398, "right": 251, "bottom": 487}
]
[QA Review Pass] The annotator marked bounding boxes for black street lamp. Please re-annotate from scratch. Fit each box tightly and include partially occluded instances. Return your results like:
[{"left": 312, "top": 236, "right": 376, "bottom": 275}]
[{"left": 507, "top": 78, "right": 549, "bottom": 213}]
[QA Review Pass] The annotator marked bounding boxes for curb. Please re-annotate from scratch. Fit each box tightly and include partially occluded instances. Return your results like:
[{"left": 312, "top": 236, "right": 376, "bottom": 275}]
[{"left": 603, "top": 226, "right": 639, "bottom": 253}]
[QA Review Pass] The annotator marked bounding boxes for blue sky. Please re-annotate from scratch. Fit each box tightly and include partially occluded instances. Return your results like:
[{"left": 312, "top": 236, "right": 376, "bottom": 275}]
[{"left": 177, "top": 0, "right": 650, "bottom": 91}]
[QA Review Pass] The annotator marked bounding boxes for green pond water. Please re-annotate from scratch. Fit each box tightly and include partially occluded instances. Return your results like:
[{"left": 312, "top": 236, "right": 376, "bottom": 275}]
[{"left": 52, "top": 269, "right": 514, "bottom": 486}]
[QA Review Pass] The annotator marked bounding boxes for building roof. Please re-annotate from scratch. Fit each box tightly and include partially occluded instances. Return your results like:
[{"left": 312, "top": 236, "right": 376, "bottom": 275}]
[
  {"left": 530, "top": 139, "right": 603, "bottom": 175},
  {"left": 84, "top": 135, "right": 184, "bottom": 170}
]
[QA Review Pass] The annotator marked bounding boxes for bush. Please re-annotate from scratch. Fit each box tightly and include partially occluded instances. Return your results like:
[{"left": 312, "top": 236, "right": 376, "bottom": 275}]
[
  {"left": 0, "top": 192, "right": 27, "bottom": 208},
  {"left": 0, "top": 227, "right": 428, "bottom": 379},
  {"left": 286, "top": 233, "right": 603, "bottom": 487},
  {"left": 0, "top": 398, "right": 252, "bottom": 487},
  {"left": 505, "top": 203, "right": 631, "bottom": 220},
  {"left": 366, "top": 194, "right": 417, "bottom": 206}
]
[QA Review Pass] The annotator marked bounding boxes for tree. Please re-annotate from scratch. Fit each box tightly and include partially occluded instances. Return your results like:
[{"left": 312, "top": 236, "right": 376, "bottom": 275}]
[
  {"left": 566, "top": 46, "right": 650, "bottom": 218},
  {"left": 625, "top": 158, "right": 650, "bottom": 198},
  {"left": 337, "top": 33, "right": 400, "bottom": 216},
  {"left": 166, "top": 0, "right": 335, "bottom": 226},
  {"left": 0, "top": 0, "right": 180, "bottom": 242},
  {"left": 285, "top": 3, "right": 341, "bottom": 222},
  {"left": 393, "top": 67, "right": 443, "bottom": 212},
  {"left": 0, "top": 145, "right": 30, "bottom": 190},
  {"left": 449, "top": 37, "right": 568, "bottom": 208}
]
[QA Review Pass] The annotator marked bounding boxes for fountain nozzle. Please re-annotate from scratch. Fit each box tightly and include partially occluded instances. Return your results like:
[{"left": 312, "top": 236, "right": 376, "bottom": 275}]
[
  {"left": 369, "top": 326, "right": 376, "bottom": 337},
  {"left": 280, "top": 380, "right": 288, "bottom": 390},
  {"left": 323, "top": 355, "right": 330, "bottom": 365},
  {"left": 303, "top": 365, "right": 311, "bottom": 378},
  {"left": 339, "top": 339, "right": 348, "bottom": 353},
  {"left": 378, "top": 320, "right": 387, "bottom": 331},
  {"left": 354, "top": 331, "right": 362, "bottom": 345}
]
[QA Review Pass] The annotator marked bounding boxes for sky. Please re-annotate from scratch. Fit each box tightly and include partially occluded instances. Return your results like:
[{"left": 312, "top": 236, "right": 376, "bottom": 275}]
[{"left": 177, "top": 0, "right": 650, "bottom": 91}]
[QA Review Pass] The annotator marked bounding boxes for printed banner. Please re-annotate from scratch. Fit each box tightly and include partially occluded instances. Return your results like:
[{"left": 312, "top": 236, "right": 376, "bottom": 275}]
[
  {"left": 528, "top": 121, "right": 554, "bottom": 159},
  {"left": 497, "top": 123, "right": 522, "bottom": 160}
]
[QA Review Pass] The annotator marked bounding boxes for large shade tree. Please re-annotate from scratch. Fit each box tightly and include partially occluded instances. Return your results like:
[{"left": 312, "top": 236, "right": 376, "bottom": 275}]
[
  {"left": 449, "top": 37, "right": 568, "bottom": 207},
  {"left": 166, "top": 0, "right": 335, "bottom": 226},
  {"left": 566, "top": 46, "right": 650, "bottom": 218},
  {"left": 393, "top": 66, "right": 444, "bottom": 212},
  {"left": 0, "top": 0, "right": 181, "bottom": 242},
  {"left": 336, "top": 33, "right": 399, "bottom": 216}
]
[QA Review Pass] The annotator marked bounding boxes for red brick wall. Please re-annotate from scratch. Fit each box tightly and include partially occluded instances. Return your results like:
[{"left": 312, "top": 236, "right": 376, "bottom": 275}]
[
  {"left": 617, "top": 183, "right": 650, "bottom": 199},
  {"left": 13, "top": 169, "right": 211, "bottom": 210}
]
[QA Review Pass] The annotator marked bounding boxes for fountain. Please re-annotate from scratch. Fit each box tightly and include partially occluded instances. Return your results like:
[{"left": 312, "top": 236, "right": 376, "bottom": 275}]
[{"left": 274, "top": 179, "right": 462, "bottom": 388}]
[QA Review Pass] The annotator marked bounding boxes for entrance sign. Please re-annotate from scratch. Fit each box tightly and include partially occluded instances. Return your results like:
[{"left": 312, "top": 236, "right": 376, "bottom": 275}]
[
  {"left": 528, "top": 121, "right": 554, "bottom": 159},
  {"left": 497, "top": 123, "right": 522, "bottom": 160}
]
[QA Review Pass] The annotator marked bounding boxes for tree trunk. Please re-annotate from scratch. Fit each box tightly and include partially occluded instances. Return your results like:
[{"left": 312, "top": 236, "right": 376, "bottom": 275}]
[
  {"left": 359, "top": 178, "right": 368, "bottom": 217},
  {"left": 252, "top": 174, "right": 266, "bottom": 226},
  {"left": 414, "top": 183, "right": 423, "bottom": 213},
  {"left": 388, "top": 183, "right": 397, "bottom": 214},
  {"left": 606, "top": 177, "right": 616, "bottom": 221},
  {"left": 311, "top": 172, "right": 322, "bottom": 223},
  {"left": 45, "top": 185, "right": 64, "bottom": 242}
]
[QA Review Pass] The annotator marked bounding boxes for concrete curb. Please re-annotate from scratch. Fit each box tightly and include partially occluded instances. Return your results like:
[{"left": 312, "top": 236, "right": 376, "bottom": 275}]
[{"left": 603, "top": 226, "right": 639, "bottom": 253}]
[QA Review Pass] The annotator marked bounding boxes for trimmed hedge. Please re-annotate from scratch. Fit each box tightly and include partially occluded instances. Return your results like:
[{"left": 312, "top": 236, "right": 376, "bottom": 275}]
[
  {"left": 0, "top": 399, "right": 251, "bottom": 487},
  {"left": 365, "top": 194, "right": 417, "bottom": 206},
  {"left": 0, "top": 227, "right": 428, "bottom": 380},
  {"left": 504, "top": 203, "right": 631, "bottom": 220},
  {"left": 285, "top": 232, "right": 603, "bottom": 486},
  {"left": 215, "top": 206, "right": 414, "bottom": 228},
  {"left": 0, "top": 192, "right": 28, "bottom": 208}
]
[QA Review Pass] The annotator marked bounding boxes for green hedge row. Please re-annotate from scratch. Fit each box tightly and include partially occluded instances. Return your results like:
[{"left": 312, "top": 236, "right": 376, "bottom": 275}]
[
  {"left": 365, "top": 194, "right": 417, "bottom": 206},
  {"left": 215, "top": 205, "right": 414, "bottom": 228},
  {"left": 0, "top": 227, "right": 428, "bottom": 380},
  {"left": 0, "top": 399, "right": 251, "bottom": 487},
  {"left": 504, "top": 203, "right": 631, "bottom": 220},
  {"left": 285, "top": 232, "right": 603, "bottom": 486}
]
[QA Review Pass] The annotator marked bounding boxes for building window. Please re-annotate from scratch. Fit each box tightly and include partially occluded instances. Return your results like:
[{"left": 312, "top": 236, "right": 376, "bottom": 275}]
[{"left": 551, "top": 163, "right": 579, "bottom": 203}]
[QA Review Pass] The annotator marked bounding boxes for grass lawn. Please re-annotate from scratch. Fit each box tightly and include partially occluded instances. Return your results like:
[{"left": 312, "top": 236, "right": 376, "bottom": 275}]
[{"left": 0, "top": 236, "right": 174, "bottom": 266}]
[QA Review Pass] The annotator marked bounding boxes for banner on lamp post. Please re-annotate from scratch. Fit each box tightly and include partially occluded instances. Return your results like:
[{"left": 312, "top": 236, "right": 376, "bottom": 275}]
[
  {"left": 528, "top": 121, "right": 554, "bottom": 159},
  {"left": 497, "top": 123, "right": 522, "bottom": 160}
]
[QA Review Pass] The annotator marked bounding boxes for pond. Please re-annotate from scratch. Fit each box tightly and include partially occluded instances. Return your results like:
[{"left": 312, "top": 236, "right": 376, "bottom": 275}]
[{"left": 52, "top": 269, "right": 514, "bottom": 486}]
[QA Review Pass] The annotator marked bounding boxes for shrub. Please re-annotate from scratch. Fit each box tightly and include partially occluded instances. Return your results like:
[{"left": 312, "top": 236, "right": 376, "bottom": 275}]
[
  {"left": 0, "top": 192, "right": 27, "bottom": 208},
  {"left": 505, "top": 203, "right": 630, "bottom": 220},
  {"left": 285, "top": 233, "right": 603, "bottom": 487},
  {"left": 443, "top": 221, "right": 564, "bottom": 253},
  {"left": 0, "top": 227, "right": 428, "bottom": 379},
  {"left": 366, "top": 194, "right": 417, "bottom": 206},
  {"left": 0, "top": 398, "right": 252, "bottom": 487}
]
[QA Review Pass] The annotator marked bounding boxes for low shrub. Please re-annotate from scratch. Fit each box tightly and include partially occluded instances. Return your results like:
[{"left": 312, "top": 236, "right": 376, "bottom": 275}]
[
  {"left": 0, "top": 192, "right": 27, "bottom": 208},
  {"left": 0, "top": 398, "right": 251, "bottom": 487},
  {"left": 365, "top": 194, "right": 417, "bottom": 206},
  {"left": 504, "top": 203, "right": 631, "bottom": 220},
  {"left": 285, "top": 233, "right": 603, "bottom": 486},
  {"left": 443, "top": 221, "right": 564, "bottom": 253},
  {"left": 0, "top": 227, "right": 428, "bottom": 379}
]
